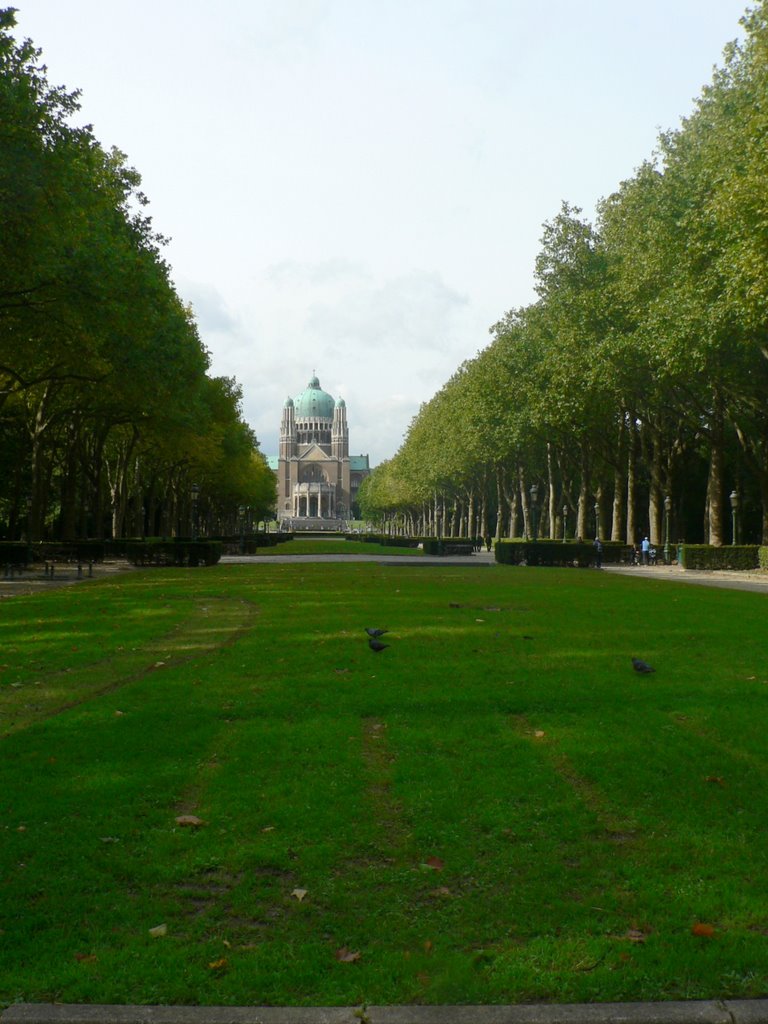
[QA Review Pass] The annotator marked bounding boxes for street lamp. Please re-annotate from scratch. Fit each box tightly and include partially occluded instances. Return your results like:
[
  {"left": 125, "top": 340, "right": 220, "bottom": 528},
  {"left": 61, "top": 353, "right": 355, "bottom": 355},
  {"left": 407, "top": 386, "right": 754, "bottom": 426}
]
[
  {"left": 593, "top": 501, "right": 600, "bottom": 540},
  {"left": 730, "top": 490, "right": 739, "bottom": 546},
  {"left": 664, "top": 495, "right": 672, "bottom": 564},
  {"left": 529, "top": 483, "right": 539, "bottom": 542},
  {"left": 190, "top": 483, "right": 200, "bottom": 541},
  {"left": 562, "top": 504, "right": 568, "bottom": 543}
]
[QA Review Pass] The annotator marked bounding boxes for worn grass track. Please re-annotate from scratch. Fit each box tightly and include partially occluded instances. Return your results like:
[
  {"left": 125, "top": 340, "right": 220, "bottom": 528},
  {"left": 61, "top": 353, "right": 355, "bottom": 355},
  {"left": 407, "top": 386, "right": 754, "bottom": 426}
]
[{"left": 1, "top": 563, "right": 767, "bottom": 1006}]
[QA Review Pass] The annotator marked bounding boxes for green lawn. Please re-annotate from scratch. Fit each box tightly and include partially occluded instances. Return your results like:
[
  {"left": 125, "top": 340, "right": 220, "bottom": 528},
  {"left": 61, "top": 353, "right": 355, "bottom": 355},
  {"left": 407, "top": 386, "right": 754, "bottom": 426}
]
[{"left": 1, "top": 563, "right": 767, "bottom": 1006}]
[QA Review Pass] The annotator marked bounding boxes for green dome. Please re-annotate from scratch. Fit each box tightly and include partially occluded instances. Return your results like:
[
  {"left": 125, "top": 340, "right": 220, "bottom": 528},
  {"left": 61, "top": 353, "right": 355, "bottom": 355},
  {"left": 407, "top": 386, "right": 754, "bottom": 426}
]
[{"left": 294, "top": 374, "right": 335, "bottom": 420}]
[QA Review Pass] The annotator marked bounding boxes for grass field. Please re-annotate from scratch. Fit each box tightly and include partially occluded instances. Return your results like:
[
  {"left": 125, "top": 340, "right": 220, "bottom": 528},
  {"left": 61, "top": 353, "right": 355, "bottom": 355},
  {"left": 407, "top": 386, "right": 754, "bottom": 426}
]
[{"left": 1, "top": 562, "right": 767, "bottom": 1007}]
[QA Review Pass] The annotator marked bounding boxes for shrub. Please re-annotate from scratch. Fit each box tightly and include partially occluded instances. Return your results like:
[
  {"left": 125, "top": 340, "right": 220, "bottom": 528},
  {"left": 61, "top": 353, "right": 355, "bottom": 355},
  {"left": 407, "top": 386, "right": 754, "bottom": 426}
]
[
  {"left": 495, "top": 540, "right": 596, "bottom": 567},
  {"left": 759, "top": 546, "right": 768, "bottom": 570},
  {"left": 678, "top": 544, "right": 759, "bottom": 570},
  {"left": 0, "top": 542, "right": 30, "bottom": 567},
  {"left": 123, "top": 540, "right": 222, "bottom": 567},
  {"left": 422, "top": 538, "right": 475, "bottom": 555}
]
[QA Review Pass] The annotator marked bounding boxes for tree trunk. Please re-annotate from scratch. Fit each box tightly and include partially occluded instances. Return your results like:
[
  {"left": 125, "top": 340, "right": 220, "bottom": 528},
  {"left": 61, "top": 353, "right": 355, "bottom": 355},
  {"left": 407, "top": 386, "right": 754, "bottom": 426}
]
[
  {"left": 706, "top": 391, "right": 725, "bottom": 546},
  {"left": 495, "top": 465, "right": 504, "bottom": 542},
  {"left": 611, "top": 419, "right": 626, "bottom": 542},
  {"left": 518, "top": 466, "right": 530, "bottom": 539}
]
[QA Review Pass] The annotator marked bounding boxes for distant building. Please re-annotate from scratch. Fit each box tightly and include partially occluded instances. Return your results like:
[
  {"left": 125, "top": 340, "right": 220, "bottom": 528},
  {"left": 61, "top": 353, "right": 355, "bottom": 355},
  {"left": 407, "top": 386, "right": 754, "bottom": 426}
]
[{"left": 268, "top": 373, "right": 370, "bottom": 530}]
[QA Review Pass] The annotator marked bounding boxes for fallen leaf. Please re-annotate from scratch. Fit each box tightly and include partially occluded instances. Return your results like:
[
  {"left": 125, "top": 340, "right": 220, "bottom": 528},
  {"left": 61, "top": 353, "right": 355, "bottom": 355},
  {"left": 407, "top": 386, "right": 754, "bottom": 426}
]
[
  {"left": 74, "top": 952, "right": 97, "bottom": 963},
  {"left": 625, "top": 929, "right": 647, "bottom": 943},
  {"left": 534, "top": 730, "right": 546, "bottom": 739},
  {"left": 16, "top": 825, "right": 26, "bottom": 832},
  {"left": 291, "top": 888, "right": 308, "bottom": 902},
  {"left": 114, "top": 710, "right": 125, "bottom": 717},
  {"left": 208, "top": 957, "right": 228, "bottom": 970},
  {"left": 334, "top": 668, "right": 350, "bottom": 675},
  {"left": 148, "top": 924, "right": 167, "bottom": 937},
  {"left": 704, "top": 776, "right": 725, "bottom": 785},
  {"left": 175, "top": 814, "right": 205, "bottom": 827},
  {"left": 423, "top": 855, "right": 444, "bottom": 871},
  {"left": 99, "top": 836, "right": 120, "bottom": 843},
  {"left": 261, "top": 825, "right": 275, "bottom": 832},
  {"left": 430, "top": 886, "right": 452, "bottom": 898},
  {"left": 449, "top": 603, "right": 463, "bottom": 608},
  {"left": 475, "top": 618, "right": 485, "bottom": 623},
  {"left": 424, "top": 940, "right": 433, "bottom": 953},
  {"left": 154, "top": 661, "right": 166, "bottom": 668},
  {"left": 691, "top": 922, "right": 716, "bottom": 937},
  {"left": 335, "top": 947, "right": 361, "bottom": 962}
]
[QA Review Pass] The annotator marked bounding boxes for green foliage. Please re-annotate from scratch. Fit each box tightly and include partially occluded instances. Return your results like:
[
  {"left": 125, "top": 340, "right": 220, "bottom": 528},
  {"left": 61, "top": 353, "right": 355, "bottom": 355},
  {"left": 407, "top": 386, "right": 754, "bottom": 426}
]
[
  {"left": 122, "top": 539, "right": 222, "bottom": 567},
  {"left": 0, "top": 541, "right": 29, "bottom": 565},
  {"left": 0, "top": 12, "right": 270, "bottom": 542},
  {"left": 678, "top": 545, "right": 759, "bottom": 570},
  {"left": 495, "top": 540, "right": 597, "bottom": 567},
  {"left": 370, "top": 5, "right": 768, "bottom": 549}
]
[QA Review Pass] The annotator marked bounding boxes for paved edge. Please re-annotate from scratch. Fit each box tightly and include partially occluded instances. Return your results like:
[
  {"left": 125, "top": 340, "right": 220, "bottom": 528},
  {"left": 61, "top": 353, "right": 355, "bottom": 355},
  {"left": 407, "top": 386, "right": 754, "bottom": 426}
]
[{"left": 2, "top": 1002, "right": 768, "bottom": 1024}]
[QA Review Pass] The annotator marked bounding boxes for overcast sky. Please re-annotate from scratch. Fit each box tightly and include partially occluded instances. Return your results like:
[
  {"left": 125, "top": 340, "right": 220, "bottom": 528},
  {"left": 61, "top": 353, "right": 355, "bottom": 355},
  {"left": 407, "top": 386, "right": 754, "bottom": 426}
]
[{"left": 15, "top": 1, "right": 748, "bottom": 464}]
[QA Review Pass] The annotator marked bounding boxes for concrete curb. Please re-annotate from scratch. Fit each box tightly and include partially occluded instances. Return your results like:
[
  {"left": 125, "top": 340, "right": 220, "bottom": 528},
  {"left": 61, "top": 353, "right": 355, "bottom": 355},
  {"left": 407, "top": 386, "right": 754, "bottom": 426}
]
[{"left": 3, "top": 1002, "right": 768, "bottom": 1024}]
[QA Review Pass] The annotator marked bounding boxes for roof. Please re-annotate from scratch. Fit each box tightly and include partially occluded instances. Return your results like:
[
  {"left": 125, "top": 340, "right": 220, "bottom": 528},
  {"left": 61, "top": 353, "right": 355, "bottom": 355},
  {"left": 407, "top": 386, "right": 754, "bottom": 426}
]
[
  {"left": 266, "top": 455, "right": 279, "bottom": 471},
  {"left": 350, "top": 455, "right": 370, "bottom": 472},
  {"left": 294, "top": 374, "right": 335, "bottom": 420}
]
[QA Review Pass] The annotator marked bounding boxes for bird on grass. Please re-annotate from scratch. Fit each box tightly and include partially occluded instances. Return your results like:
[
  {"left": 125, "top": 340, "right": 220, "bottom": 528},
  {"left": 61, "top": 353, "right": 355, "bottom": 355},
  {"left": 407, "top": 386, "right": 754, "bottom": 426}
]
[
  {"left": 632, "top": 657, "right": 656, "bottom": 674},
  {"left": 365, "top": 628, "right": 389, "bottom": 637},
  {"left": 368, "top": 637, "right": 390, "bottom": 652}
]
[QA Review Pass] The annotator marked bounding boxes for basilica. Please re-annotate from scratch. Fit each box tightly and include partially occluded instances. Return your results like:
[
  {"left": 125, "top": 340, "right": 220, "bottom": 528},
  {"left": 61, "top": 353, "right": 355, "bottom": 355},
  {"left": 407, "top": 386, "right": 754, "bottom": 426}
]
[{"left": 268, "top": 374, "right": 370, "bottom": 530}]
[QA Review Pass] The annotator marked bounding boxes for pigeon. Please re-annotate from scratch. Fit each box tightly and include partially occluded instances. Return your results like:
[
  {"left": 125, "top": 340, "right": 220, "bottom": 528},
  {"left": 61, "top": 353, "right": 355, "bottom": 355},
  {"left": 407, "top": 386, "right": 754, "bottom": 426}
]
[
  {"left": 366, "top": 628, "right": 389, "bottom": 638},
  {"left": 632, "top": 657, "right": 656, "bottom": 674},
  {"left": 368, "top": 637, "right": 390, "bottom": 652}
]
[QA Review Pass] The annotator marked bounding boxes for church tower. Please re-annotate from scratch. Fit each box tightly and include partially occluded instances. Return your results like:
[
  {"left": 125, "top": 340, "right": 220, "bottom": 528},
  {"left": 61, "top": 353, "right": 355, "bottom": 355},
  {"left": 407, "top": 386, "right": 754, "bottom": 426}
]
[{"left": 331, "top": 398, "right": 348, "bottom": 460}]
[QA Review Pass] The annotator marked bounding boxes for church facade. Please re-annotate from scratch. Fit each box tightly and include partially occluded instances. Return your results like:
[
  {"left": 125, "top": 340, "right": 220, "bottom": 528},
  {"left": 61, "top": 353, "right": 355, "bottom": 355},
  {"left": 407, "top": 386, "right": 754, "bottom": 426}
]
[{"left": 270, "top": 374, "right": 370, "bottom": 530}]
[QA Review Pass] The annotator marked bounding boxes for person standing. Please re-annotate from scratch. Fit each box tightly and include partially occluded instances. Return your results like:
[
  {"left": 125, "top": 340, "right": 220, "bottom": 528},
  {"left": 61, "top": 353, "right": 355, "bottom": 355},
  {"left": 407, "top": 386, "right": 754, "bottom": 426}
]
[
  {"left": 593, "top": 537, "right": 603, "bottom": 569},
  {"left": 641, "top": 536, "right": 650, "bottom": 565}
]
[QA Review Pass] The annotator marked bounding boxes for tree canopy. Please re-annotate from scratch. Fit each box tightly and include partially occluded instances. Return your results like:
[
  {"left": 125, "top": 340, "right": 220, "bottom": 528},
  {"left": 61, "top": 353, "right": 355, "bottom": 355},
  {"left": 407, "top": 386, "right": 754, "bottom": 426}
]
[
  {"left": 364, "top": 2, "right": 768, "bottom": 547},
  {"left": 0, "top": 9, "right": 274, "bottom": 541}
]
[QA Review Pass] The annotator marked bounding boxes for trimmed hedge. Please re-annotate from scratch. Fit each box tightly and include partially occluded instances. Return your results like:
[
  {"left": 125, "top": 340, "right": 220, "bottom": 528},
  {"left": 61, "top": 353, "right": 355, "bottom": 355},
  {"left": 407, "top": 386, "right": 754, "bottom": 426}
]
[
  {"left": 345, "top": 534, "right": 420, "bottom": 548},
  {"left": 0, "top": 542, "right": 30, "bottom": 566},
  {"left": 123, "top": 540, "right": 222, "bottom": 567},
  {"left": 28, "top": 542, "right": 105, "bottom": 563},
  {"left": 422, "top": 538, "right": 475, "bottom": 556},
  {"left": 759, "top": 547, "right": 768, "bottom": 570},
  {"left": 678, "top": 544, "right": 759, "bottom": 570},
  {"left": 496, "top": 540, "right": 594, "bottom": 567}
]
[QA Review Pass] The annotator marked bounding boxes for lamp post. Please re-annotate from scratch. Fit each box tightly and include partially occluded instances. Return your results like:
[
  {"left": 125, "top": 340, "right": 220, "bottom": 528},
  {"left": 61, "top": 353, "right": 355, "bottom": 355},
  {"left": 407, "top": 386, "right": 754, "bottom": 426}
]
[
  {"left": 664, "top": 495, "right": 672, "bottom": 564},
  {"left": 730, "top": 490, "right": 739, "bottom": 546},
  {"left": 190, "top": 483, "right": 200, "bottom": 541},
  {"left": 593, "top": 502, "right": 600, "bottom": 541},
  {"left": 562, "top": 504, "right": 568, "bottom": 543},
  {"left": 529, "top": 483, "right": 539, "bottom": 542}
]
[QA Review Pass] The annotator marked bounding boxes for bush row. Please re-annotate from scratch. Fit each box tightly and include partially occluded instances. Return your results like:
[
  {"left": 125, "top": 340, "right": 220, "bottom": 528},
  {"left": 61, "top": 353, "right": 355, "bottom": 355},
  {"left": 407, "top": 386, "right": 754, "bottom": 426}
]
[
  {"left": 122, "top": 540, "right": 222, "bottom": 567},
  {"left": 345, "top": 534, "right": 420, "bottom": 548},
  {"left": 495, "top": 540, "right": 600, "bottom": 567},
  {"left": 678, "top": 544, "right": 760, "bottom": 570}
]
